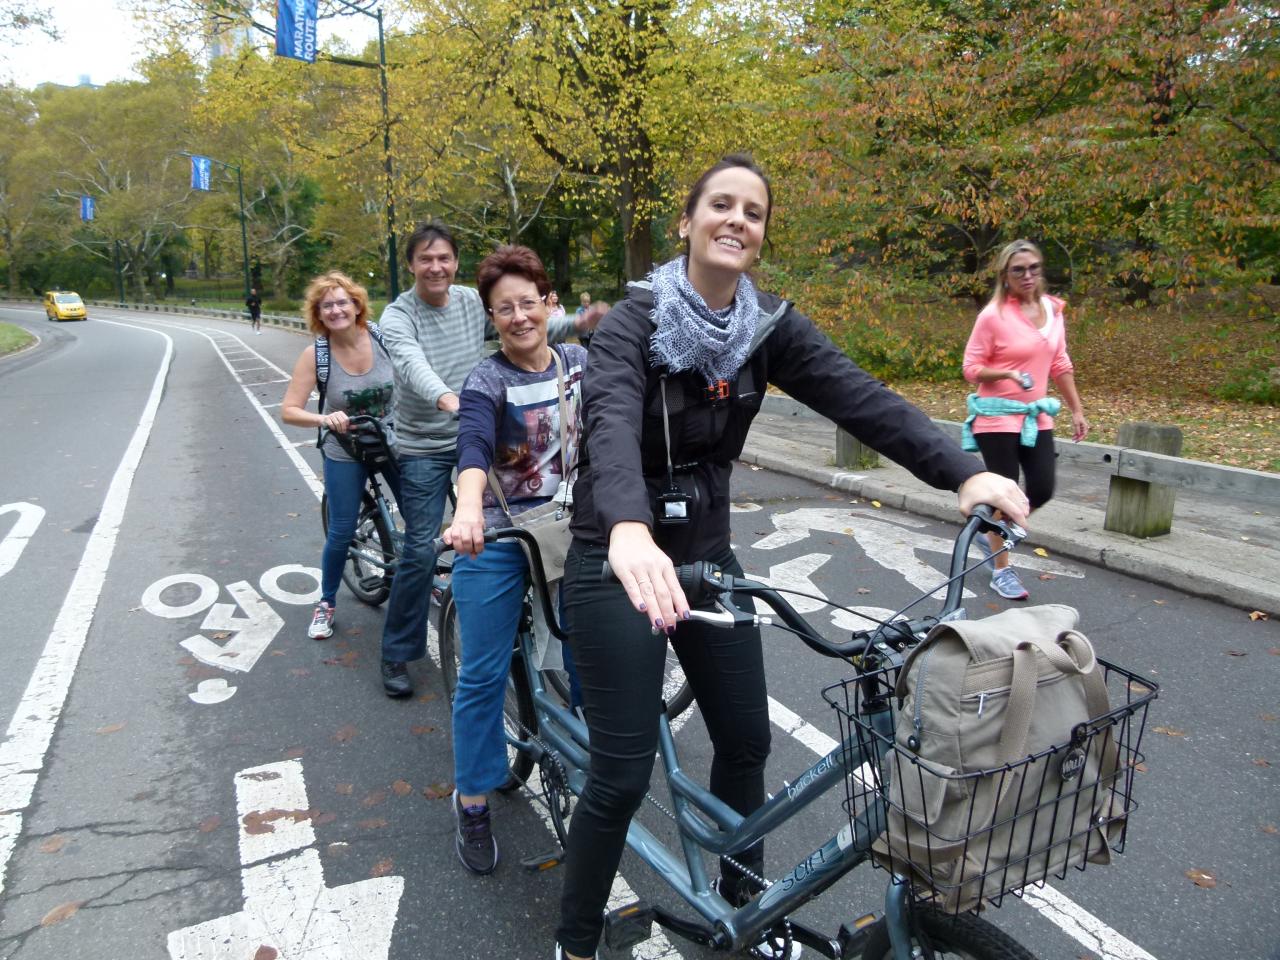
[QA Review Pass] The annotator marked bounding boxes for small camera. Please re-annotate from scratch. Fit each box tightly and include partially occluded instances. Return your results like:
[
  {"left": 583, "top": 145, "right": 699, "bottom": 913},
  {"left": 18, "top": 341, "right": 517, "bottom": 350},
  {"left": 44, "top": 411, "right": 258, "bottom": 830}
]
[
  {"left": 1016, "top": 372, "right": 1034, "bottom": 390},
  {"left": 655, "top": 485, "right": 691, "bottom": 526}
]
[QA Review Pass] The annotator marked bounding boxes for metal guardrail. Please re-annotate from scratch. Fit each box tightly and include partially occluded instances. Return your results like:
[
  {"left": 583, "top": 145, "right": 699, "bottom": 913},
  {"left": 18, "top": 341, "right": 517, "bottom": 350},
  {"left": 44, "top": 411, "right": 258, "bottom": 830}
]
[
  {"left": 2, "top": 295, "right": 309, "bottom": 332},
  {"left": 761, "top": 393, "right": 1280, "bottom": 505}
]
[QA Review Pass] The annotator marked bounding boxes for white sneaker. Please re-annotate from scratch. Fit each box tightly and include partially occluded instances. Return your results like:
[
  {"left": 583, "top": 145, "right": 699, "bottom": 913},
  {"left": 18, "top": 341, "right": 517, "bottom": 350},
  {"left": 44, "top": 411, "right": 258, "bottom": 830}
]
[{"left": 307, "top": 601, "right": 335, "bottom": 639}]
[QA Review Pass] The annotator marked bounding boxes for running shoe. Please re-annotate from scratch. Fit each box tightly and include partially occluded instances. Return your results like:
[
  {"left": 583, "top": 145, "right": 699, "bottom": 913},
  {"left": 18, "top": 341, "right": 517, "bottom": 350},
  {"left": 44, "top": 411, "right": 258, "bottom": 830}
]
[
  {"left": 307, "top": 601, "right": 335, "bottom": 639},
  {"left": 990, "top": 567, "right": 1029, "bottom": 600},
  {"left": 454, "top": 789, "right": 498, "bottom": 875}
]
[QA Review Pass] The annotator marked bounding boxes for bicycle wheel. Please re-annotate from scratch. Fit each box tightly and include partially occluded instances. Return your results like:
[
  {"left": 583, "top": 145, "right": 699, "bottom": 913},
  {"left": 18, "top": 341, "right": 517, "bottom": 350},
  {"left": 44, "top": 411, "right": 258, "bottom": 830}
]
[
  {"left": 860, "top": 907, "right": 1035, "bottom": 960},
  {"left": 438, "top": 589, "right": 537, "bottom": 788},
  {"left": 542, "top": 636, "right": 693, "bottom": 718},
  {"left": 321, "top": 493, "right": 393, "bottom": 606}
]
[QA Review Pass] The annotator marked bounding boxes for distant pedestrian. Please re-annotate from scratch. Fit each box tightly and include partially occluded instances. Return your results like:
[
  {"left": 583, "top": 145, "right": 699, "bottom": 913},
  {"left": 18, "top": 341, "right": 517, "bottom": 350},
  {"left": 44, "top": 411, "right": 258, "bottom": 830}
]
[
  {"left": 246, "top": 287, "right": 262, "bottom": 334},
  {"left": 962, "top": 238, "right": 1089, "bottom": 600},
  {"left": 574, "top": 291, "right": 591, "bottom": 323},
  {"left": 547, "top": 289, "right": 566, "bottom": 321}
]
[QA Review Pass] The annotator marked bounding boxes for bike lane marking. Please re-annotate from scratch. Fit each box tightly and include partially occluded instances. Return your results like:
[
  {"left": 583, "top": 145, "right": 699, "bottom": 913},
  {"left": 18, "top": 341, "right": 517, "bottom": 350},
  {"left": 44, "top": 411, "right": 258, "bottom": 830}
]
[
  {"left": 0, "top": 502, "right": 45, "bottom": 580},
  {"left": 166, "top": 760, "right": 404, "bottom": 960},
  {"left": 742, "top": 508, "right": 1156, "bottom": 960},
  {"left": 0, "top": 318, "right": 172, "bottom": 897}
]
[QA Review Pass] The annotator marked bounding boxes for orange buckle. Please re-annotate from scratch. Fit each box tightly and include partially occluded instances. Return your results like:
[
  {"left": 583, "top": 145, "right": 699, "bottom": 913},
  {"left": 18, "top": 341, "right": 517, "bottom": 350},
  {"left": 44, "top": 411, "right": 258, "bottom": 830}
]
[{"left": 705, "top": 379, "right": 731, "bottom": 402}]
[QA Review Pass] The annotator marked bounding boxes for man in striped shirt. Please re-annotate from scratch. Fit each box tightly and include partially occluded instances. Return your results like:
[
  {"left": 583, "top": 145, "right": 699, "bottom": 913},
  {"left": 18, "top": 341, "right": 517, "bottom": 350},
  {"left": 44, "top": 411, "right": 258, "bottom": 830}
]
[{"left": 376, "top": 221, "right": 596, "bottom": 697}]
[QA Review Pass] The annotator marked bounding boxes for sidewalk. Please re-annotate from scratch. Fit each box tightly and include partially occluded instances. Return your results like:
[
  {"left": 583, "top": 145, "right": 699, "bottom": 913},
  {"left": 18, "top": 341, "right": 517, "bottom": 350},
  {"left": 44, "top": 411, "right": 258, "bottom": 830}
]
[{"left": 740, "top": 404, "right": 1280, "bottom": 615}]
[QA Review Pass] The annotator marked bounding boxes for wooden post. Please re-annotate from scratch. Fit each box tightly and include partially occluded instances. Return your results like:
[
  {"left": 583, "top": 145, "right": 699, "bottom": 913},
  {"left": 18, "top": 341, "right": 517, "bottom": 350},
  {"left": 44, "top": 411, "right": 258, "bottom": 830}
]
[
  {"left": 1104, "top": 422, "right": 1183, "bottom": 537},
  {"left": 836, "top": 427, "right": 880, "bottom": 469}
]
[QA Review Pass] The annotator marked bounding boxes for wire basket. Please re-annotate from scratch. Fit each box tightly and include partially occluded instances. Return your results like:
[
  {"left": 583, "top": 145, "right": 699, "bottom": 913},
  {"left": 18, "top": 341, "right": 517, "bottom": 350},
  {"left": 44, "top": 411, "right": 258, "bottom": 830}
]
[{"left": 823, "top": 658, "right": 1157, "bottom": 915}]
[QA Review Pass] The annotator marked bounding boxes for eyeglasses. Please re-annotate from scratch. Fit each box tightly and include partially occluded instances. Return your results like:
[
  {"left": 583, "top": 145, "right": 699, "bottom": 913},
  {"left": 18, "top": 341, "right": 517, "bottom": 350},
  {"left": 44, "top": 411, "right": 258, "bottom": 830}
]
[
  {"left": 490, "top": 296, "right": 546, "bottom": 321},
  {"left": 1007, "top": 264, "right": 1043, "bottom": 278},
  {"left": 320, "top": 297, "right": 353, "bottom": 311}
]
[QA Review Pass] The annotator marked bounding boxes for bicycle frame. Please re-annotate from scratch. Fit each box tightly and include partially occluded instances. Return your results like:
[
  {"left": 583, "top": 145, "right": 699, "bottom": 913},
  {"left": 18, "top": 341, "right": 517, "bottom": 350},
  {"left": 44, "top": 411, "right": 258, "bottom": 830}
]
[{"left": 489, "top": 510, "right": 1021, "bottom": 959}]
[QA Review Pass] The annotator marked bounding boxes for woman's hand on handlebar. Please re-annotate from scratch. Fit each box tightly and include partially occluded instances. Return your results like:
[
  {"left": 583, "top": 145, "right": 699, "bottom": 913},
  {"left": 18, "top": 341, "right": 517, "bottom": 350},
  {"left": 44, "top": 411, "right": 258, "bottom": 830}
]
[
  {"left": 958, "top": 471, "right": 1030, "bottom": 527},
  {"left": 319, "top": 410, "right": 350, "bottom": 434},
  {"left": 607, "top": 521, "right": 689, "bottom": 633},
  {"left": 443, "top": 506, "right": 487, "bottom": 558}
]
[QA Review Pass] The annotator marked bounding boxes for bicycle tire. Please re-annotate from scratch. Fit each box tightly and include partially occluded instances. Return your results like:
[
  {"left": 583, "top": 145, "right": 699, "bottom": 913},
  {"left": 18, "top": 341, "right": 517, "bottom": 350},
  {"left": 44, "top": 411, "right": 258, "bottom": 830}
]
[
  {"left": 438, "top": 589, "right": 537, "bottom": 788},
  {"left": 542, "top": 637, "right": 694, "bottom": 718},
  {"left": 321, "top": 493, "right": 393, "bottom": 606},
  {"left": 860, "top": 907, "right": 1036, "bottom": 960}
]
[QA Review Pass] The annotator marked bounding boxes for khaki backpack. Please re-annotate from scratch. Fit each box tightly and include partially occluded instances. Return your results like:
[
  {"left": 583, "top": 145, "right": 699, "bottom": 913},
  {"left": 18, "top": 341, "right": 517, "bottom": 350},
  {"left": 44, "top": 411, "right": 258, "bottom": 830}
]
[{"left": 871, "top": 604, "right": 1123, "bottom": 912}]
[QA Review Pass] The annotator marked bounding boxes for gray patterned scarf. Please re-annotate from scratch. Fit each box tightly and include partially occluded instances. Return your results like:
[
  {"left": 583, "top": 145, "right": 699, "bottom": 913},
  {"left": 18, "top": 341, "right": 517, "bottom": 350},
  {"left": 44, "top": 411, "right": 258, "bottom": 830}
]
[{"left": 648, "top": 256, "right": 757, "bottom": 384}]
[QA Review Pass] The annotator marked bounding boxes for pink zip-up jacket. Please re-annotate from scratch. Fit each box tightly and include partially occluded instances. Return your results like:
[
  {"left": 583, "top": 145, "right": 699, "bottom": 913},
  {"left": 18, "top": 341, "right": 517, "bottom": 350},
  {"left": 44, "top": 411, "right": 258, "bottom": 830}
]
[{"left": 962, "top": 295, "right": 1074, "bottom": 435}]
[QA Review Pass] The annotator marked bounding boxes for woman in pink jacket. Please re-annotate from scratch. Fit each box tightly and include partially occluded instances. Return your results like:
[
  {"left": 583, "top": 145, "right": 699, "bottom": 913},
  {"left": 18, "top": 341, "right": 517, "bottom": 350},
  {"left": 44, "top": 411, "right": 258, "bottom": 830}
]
[{"left": 963, "top": 238, "right": 1088, "bottom": 600}]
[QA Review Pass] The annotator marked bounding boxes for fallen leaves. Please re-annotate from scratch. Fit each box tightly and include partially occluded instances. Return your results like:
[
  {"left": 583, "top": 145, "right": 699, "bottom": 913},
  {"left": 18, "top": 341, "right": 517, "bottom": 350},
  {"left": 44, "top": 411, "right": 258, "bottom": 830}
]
[
  {"left": 1185, "top": 868, "right": 1217, "bottom": 889},
  {"left": 283, "top": 747, "right": 306, "bottom": 759},
  {"left": 1252, "top": 758, "right": 1271, "bottom": 767},
  {"left": 1262, "top": 824, "right": 1278, "bottom": 835},
  {"left": 871, "top": 500, "right": 882, "bottom": 508},
  {"left": 410, "top": 725, "right": 435, "bottom": 736},
  {"left": 358, "top": 818, "right": 389, "bottom": 830},
  {"left": 1153, "top": 725, "right": 1187, "bottom": 737},
  {"left": 1224, "top": 649, "right": 1248, "bottom": 657},
  {"left": 335, "top": 783, "right": 354, "bottom": 796},
  {"left": 95, "top": 722, "right": 125, "bottom": 735},
  {"left": 1032, "top": 547, "right": 1049, "bottom": 557},
  {"left": 254, "top": 947, "right": 279, "bottom": 960},
  {"left": 1038, "top": 573, "right": 1055, "bottom": 581},
  {"left": 39, "top": 835, "right": 68, "bottom": 854},
  {"left": 391, "top": 780, "right": 413, "bottom": 797},
  {"left": 1249, "top": 610, "right": 1269, "bottom": 621},
  {"left": 370, "top": 858, "right": 394, "bottom": 877},
  {"left": 40, "top": 901, "right": 84, "bottom": 926},
  {"left": 242, "top": 808, "right": 311, "bottom": 835},
  {"left": 333, "top": 725, "right": 359, "bottom": 744},
  {"left": 323, "top": 651, "right": 360, "bottom": 668},
  {"left": 198, "top": 816, "right": 222, "bottom": 834},
  {"left": 361, "top": 789, "right": 388, "bottom": 808},
  {"left": 422, "top": 782, "right": 453, "bottom": 800}
]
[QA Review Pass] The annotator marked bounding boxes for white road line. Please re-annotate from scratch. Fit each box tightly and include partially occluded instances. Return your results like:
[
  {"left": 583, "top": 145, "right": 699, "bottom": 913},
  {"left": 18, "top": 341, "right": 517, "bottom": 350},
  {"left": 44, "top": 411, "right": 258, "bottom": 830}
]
[
  {"left": 120, "top": 317, "right": 323, "bottom": 500},
  {"left": 0, "top": 319, "right": 173, "bottom": 896},
  {"left": 0, "top": 502, "right": 45, "bottom": 579},
  {"left": 766, "top": 695, "right": 1157, "bottom": 960}
]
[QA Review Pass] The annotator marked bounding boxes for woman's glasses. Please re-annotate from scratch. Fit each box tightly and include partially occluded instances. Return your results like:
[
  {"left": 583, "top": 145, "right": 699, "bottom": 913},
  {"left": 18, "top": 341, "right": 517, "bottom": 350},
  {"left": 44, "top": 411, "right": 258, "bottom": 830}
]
[
  {"left": 491, "top": 296, "right": 546, "bottom": 321},
  {"left": 1007, "top": 263, "right": 1043, "bottom": 278},
  {"left": 320, "top": 297, "right": 353, "bottom": 311}
]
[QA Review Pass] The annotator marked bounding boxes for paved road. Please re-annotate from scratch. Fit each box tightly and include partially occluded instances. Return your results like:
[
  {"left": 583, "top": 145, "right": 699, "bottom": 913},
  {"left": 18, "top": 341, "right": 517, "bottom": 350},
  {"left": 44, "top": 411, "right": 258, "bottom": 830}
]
[{"left": 0, "top": 306, "right": 1276, "bottom": 960}]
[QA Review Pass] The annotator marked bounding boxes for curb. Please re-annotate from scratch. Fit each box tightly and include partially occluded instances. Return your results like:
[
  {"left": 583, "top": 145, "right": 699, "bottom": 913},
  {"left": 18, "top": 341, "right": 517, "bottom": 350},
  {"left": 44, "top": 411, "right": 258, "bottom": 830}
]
[{"left": 739, "top": 435, "right": 1280, "bottom": 616}]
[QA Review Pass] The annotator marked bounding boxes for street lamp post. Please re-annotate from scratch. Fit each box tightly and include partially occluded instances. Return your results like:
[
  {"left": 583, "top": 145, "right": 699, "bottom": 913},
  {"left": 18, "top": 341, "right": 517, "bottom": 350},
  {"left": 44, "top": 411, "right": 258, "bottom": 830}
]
[
  {"left": 324, "top": 1, "right": 398, "bottom": 300},
  {"left": 182, "top": 152, "right": 252, "bottom": 300}
]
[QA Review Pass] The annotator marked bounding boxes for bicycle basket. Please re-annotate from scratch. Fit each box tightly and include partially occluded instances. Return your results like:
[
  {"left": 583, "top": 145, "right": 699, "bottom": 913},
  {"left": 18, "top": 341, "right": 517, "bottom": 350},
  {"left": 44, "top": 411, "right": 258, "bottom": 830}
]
[{"left": 822, "top": 658, "right": 1157, "bottom": 915}]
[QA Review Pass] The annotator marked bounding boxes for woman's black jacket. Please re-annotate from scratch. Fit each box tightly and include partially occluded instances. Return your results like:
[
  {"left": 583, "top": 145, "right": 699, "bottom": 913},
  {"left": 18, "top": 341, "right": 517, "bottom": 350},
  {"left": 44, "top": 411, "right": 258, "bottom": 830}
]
[{"left": 569, "top": 284, "right": 982, "bottom": 564}]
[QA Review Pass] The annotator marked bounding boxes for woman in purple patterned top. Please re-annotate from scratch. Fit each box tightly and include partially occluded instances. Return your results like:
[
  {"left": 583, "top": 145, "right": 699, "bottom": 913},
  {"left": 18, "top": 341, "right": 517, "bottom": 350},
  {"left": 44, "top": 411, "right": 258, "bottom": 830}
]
[{"left": 442, "top": 245, "right": 587, "bottom": 876}]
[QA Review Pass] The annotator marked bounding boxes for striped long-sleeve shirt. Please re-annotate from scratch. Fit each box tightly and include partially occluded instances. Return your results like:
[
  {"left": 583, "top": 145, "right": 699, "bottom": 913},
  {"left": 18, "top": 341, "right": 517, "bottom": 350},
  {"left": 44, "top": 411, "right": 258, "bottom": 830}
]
[{"left": 378, "top": 284, "right": 578, "bottom": 456}]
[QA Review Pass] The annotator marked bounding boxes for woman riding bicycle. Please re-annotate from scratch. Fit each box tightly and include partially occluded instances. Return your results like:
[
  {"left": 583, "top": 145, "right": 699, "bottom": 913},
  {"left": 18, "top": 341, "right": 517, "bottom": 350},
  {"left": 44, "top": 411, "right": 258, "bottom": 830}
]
[
  {"left": 442, "top": 245, "right": 589, "bottom": 877},
  {"left": 281, "top": 271, "right": 400, "bottom": 640},
  {"left": 553, "top": 154, "right": 1030, "bottom": 960}
]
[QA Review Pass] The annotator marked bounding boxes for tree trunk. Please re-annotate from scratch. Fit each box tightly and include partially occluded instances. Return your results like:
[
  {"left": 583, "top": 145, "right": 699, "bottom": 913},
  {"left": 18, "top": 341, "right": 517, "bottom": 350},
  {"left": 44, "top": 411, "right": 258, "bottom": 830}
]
[{"left": 619, "top": 142, "right": 654, "bottom": 280}]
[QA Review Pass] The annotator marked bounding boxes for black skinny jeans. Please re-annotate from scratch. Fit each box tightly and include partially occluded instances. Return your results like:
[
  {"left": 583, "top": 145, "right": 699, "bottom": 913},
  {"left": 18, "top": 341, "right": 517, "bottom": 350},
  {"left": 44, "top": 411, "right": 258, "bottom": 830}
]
[
  {"left": 555, "top": 540, "right": 771, "bottom": 956},
  {"left": 974, "top": 428, "right": 1057, "bottom": 510}
]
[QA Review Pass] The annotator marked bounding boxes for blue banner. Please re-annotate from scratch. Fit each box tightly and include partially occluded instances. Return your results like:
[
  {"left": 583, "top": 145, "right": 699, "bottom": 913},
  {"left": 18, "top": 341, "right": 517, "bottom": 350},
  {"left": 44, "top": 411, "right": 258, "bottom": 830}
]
[
  {"left": 275, "top": 0, "right": 318, "bottom": 63},
  {"left": 191, "top": 155, "right": 212, "bottom": 191},
  {"left": 79, "top": 195, "right": 95, "bottom": 221}
]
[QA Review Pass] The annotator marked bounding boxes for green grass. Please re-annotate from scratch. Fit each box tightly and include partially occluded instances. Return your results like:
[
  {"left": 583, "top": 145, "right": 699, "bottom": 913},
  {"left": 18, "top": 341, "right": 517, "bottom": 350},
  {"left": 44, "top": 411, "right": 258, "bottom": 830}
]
[{"left": 0, "top": 322, "right": 34, "bottom": 356}]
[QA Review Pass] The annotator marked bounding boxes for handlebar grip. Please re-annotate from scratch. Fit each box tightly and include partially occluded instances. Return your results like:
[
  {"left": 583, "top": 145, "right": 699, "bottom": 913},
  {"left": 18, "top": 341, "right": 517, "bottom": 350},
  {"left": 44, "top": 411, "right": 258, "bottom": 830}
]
[{"left": 431, "top": 529, "right": 499, "bottom": 555}]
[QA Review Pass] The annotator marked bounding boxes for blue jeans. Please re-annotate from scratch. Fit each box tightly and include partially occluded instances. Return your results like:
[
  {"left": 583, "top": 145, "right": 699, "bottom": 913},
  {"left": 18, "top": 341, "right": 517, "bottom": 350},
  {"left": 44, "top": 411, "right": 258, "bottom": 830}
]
[
  {"left": 380, "top": 449, "right": 456, "bottom": 663},
  {"left": 320, "top": 456, "right": 401, "bottom": 607},
  {"left": 451, "top": 540, "right": 529, "bottom": 796}
]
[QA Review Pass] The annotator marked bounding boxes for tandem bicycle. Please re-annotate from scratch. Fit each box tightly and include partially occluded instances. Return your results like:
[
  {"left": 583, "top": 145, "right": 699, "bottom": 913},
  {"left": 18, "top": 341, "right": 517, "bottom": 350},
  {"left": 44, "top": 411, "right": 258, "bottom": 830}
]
[{"left": 434, "top": 506, "right": 1158, "bottom": 959}]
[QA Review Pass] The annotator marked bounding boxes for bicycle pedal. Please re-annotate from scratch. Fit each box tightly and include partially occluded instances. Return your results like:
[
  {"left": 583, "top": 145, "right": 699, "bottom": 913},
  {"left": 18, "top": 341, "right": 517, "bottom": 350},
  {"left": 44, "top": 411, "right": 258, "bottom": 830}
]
[
  {"left": 521, "top": 850, "right": 564, "bottom": 872},
  {"left": 836, "top": 913, "right": 879, "bottom": 958},
  {"left": 603, "top": 901, "right": 655, "bottom": 950}
]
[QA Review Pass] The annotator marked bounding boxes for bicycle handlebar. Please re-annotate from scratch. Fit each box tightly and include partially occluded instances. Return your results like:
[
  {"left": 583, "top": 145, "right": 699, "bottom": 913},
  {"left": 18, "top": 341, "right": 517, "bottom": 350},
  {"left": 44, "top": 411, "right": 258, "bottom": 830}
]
[{"left": 431, "top": 505, "right": 1024, "bottom": 662}]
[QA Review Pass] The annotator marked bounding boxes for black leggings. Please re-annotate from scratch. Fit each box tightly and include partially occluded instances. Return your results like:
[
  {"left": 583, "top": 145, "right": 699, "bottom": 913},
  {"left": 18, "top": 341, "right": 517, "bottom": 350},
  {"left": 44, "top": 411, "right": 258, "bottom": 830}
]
[
  {"left": 974, "top": 429, "right": 1057, "bottom": 510},
  {"left": 555, "top": 540, "right": 771, "bottom": 956}
]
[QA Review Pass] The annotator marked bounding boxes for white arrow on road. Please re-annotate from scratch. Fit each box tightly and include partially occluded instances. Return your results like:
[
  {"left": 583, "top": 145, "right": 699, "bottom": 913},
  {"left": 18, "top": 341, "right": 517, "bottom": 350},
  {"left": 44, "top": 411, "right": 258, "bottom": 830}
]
[
  {"left": 0, "top": 501, "right": 45, "bottom": 579},
  {"left": 180, "top": 581, "right": 285, "bottom": 674},
  {"left": 167, "top": 759, "right": 403, "bottom": 960}
]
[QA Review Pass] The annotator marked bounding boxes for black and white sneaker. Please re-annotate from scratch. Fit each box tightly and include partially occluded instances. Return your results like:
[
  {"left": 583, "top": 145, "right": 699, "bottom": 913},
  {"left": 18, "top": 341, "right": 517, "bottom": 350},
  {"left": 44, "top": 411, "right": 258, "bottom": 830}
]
[{"left": 453, "top": 789, "right": 498, "bottom": 875}]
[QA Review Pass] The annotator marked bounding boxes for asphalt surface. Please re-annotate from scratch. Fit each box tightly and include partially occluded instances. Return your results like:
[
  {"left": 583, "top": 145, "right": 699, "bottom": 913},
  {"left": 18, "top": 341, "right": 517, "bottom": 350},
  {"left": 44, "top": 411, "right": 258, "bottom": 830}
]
[{"left": 0, "top": 305, "right": 1276, "bottom": 960}]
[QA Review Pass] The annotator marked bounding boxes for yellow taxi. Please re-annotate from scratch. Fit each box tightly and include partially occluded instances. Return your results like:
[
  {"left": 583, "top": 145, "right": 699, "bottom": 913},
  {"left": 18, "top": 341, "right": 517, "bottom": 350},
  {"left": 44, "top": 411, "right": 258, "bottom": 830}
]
[{"left": 44, "top": 290, "right": 87, "bottom": 321}]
